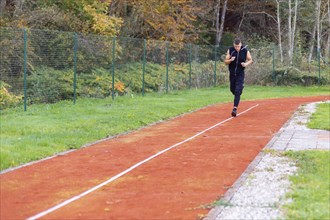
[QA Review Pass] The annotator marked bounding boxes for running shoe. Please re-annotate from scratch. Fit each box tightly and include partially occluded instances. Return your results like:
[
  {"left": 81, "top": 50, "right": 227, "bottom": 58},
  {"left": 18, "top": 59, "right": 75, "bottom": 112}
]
[{"left": 231, "top": 108, "right": 237, "bottom": 117}]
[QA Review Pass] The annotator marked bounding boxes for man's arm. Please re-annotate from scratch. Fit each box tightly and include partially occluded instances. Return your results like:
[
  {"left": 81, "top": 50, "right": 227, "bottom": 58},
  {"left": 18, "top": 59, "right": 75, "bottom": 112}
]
[
  {"left": 224, "top": 50, "right": 235, "bottom": 65},
  {"left": 241, "top": 51, "right": 253, "bottom": 67}
]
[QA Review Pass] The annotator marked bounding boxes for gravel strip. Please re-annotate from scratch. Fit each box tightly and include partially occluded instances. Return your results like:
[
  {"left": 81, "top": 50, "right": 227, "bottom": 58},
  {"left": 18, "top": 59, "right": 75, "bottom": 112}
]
[
  {"left": 206, "top": 101, "right": 329, "bottom": 220},
  {"left": 212, "top": 153, "right": 296, "bottom": 220}
]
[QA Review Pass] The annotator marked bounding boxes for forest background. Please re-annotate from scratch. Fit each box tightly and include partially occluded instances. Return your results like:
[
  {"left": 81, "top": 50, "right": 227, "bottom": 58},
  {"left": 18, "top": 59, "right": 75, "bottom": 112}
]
[
  {"left": 1, "top": 0, "right": 329, "bottom": 62},
  {"left": 0, "top": 0, "right": 329, "bottom": 110}
]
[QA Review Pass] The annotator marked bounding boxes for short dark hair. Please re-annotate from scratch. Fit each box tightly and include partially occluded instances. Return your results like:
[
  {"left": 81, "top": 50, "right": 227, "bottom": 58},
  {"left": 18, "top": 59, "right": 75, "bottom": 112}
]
[{"left": 234, "top": 38, "right": 241, "bottom": 45}]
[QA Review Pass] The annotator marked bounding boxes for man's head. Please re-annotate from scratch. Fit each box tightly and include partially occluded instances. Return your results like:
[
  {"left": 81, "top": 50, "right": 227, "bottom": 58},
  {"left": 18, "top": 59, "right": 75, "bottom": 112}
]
[{"left": 233, "top": 38, "right": 242, "bottom": 52}]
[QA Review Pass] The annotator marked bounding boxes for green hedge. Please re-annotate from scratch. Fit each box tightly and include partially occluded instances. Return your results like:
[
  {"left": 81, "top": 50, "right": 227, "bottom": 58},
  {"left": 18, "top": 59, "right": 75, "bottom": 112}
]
[
  {"left": 271, "top": 67, "right": 328, "bottom": 86},
  {"left": 1, "top": 62, "right": 328, "bottom": 110}
]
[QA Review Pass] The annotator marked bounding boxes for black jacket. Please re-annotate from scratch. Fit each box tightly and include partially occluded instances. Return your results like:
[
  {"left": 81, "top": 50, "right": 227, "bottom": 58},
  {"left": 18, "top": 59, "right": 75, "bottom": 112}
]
[{"left": 228, "top": 45, "right": 248, "bottom": 74}]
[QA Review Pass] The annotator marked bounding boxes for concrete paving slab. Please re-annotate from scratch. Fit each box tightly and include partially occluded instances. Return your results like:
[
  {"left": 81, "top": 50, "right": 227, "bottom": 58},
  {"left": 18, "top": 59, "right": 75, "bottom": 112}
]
[{"left": 269, "top": 101, "right": 330, "bottom": 151}]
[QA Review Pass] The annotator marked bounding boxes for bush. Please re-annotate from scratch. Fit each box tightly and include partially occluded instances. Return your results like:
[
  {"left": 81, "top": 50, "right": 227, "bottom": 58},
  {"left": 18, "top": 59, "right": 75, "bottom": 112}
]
[
  {"left": 115, "top": 62, "right": 168, "bottom": 93},
  {"left": 0, "top": 81, "right": 22, "bottom": 110},
  {"left": 27, "top": 67, "right": 74, "bottom": 103},
  {"left": 77, "top": 69, "right": 112, "bottom": 98},
  {"left": 269, "top": 67, "right": 328, "bottom": 86},
  {"left": 245, "top": 65, "right": 272, "bottom": 85},
  {"left": 118, "top": 62, "right": 163, "bottom": 93}
]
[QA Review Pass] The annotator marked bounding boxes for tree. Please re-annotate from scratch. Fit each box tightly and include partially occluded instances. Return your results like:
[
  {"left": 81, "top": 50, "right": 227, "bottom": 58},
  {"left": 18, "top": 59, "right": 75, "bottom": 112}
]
[
  {"left": 308, "top": 3, "right": 317, "bottom": 64},
  {"left": 83, "top": 0, "right": 122, "bottom": 35},
  {"left": 190, "top": 0, "right": 219, "bottom": 45},
  {"left": 215, "top": 0, "right": 221, "bottom": 45},
  {"left": 275, "top": 0, "right": 283, "bottom": 63},
  {"left": 307, "top": 0, "right": 328, "bottom": 64},
  {"left": 1, "top": 0, "right": 122, "bottom": 36},
  {"left": 215, "top": 0, "right": 228, "bottom": 46},
  {"left": 324, "top": 0, "right": 330, "bottom": 61},
  {"left": 111, "top": 0, "right": 200, "bottom": 43},
  {"left": 0, "top": 0, "right": 25, "bottom": 17},
  {"left": 287, "top": 0, "right": 299, "bottom": 65},
  {"left": 316, "top": 0, "right": 322, "bottom": 56}
]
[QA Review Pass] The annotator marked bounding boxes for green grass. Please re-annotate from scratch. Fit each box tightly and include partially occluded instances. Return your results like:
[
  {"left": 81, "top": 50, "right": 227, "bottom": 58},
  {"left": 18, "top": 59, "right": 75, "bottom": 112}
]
[
  {"left": 283, "top": 103, "right": 330, "bottom": 219},
  {"left": 307, "top": 103, "right": 330, "bottom": 130},
  {"left": 0, "top": 85, "right": 329, "bottom": 171},
  {"left": 284, "top": 151, "right": 330, "bottom": 220}
]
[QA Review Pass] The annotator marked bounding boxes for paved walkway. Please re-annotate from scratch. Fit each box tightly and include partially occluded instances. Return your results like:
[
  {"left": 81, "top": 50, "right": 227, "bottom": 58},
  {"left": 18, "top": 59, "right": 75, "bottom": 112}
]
[
  {"left": 206, "top": 101, "right": 330, "bottom": 220},
  {"left": 267, "top": 101, "right": 330, "bottom": 151}
]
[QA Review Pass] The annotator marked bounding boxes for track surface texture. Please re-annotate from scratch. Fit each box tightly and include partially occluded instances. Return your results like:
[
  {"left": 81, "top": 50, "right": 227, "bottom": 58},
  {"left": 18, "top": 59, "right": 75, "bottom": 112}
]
[{"left": 1, "top": 96, "right": 328, "bottom": 220}]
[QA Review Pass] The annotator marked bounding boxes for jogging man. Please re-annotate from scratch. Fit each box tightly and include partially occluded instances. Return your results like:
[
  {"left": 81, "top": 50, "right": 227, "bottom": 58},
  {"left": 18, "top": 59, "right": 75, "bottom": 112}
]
[{"left": 224, "top": 38, "right": 253, "bottom": 117}]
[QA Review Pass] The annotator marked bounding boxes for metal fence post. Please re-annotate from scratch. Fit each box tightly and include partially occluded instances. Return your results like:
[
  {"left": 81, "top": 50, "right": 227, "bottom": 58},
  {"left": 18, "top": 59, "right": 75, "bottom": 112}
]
[
  {"left": 23, "top": 28, "right": 27, "bottom": 111},
  {"left": 142, "top": 39, "right": 146, "bottom": 96},
  {"left": 111, "top": 37, "right": 116, "bottom": 100},
  {"left": 165, "top": 41, "right": 169, "bottom": 94},
  {"left": 73, "top": 32, "right": 78, "bottom": 104}
]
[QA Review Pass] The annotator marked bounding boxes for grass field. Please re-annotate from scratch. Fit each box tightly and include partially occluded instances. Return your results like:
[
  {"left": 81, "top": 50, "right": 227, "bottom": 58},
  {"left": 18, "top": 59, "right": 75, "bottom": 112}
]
[
  {"left": 0, "top": 85, "right": 329, "bottom": 171},
  {"left": 284, "top": 103, "right": 330, "bottom": 219},
  {"left": 307, "top": 103, "right": 330, "bottom": 130},
  {"left": 284, "top": 151, "right": 330, "bottom": 219}
]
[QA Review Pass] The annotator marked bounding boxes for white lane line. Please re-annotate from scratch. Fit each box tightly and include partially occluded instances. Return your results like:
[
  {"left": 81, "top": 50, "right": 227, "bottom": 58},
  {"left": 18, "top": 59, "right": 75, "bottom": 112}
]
[{"left": 27, "top": 104, "right": 259, "bottom": 220}]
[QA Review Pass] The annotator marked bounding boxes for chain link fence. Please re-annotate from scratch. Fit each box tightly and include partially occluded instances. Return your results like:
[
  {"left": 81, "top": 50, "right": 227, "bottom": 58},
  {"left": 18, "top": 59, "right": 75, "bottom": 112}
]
[
  {"left": 272, "top": 44, "right": 330, "bottom": 86},
  {"left": 1, "top": 27, "right": 329, "bottom": 111}
]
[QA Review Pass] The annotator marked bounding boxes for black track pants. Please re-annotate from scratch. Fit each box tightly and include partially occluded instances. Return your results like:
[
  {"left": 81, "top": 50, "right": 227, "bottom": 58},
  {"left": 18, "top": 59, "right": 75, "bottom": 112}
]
[{"left": 229, "top": 72, "right": 245, "bottom": 107}]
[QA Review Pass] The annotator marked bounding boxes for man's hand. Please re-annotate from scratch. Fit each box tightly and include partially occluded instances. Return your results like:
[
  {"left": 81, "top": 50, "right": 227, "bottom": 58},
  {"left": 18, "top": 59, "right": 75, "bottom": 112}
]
[
  {"left": 241, "top": 62, "right": 247, "bottom": 67},
  {"left": 225, "top": 50, "right": 235, "bottom": 65},
  {"left": 241, "top": 51, "right": 253, "bottom": 67}
]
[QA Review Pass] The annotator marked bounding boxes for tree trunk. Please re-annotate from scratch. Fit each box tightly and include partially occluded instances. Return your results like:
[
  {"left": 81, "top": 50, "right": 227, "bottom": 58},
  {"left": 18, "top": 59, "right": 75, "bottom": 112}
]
[
  {"left": 288, "top": 0, "right": 293, "bottom": 65},
  {"left": 327, "top": 32, "right": 330, "bottom": 62},
  {"left": 275, "top": 0, "right": 283, "bottom": 63},
  {"left": 218, "top": 0, "right": 227, "bottom": 45},
  {"left": 316, "top": 0, "right": 321, "bottom": 54},
  {"left": 13, "top": 0, "right": 24, "bottom": 16},
  {"left": 291, "top": 0, "right": 298, "bottom": 57},
  {"left": 238, "top": 2, "right": 247, "bottom": 32},
  {"left": 308, "top": 23, "right": 316, "bottom": 64},
  {"left": 287, "top": 0, "right": 299, "bottom": 65},
  {"left": 215, "top": 0, "right": 221, "bottom": 45},
  {"left": 0, "top": 0, "right": 6, "bottom": 16},
  {"left": 325, "top": 0, "right": 330, "bottom": 61}
]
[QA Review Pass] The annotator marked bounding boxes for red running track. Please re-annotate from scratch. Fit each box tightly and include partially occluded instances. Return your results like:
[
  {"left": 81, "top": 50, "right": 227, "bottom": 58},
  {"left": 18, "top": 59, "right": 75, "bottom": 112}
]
[{"left": 1, "top": 96, "right": 328, "bottom": 219}]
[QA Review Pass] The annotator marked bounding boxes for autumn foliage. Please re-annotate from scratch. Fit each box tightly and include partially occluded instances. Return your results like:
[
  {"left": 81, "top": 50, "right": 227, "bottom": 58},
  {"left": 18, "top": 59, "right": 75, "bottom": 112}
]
[
  {"left": 0, "top": 81, "right": 22, "bottom": 110},
  {"left": 114, "top": 81, "right": 126, "bottom": 95}
]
